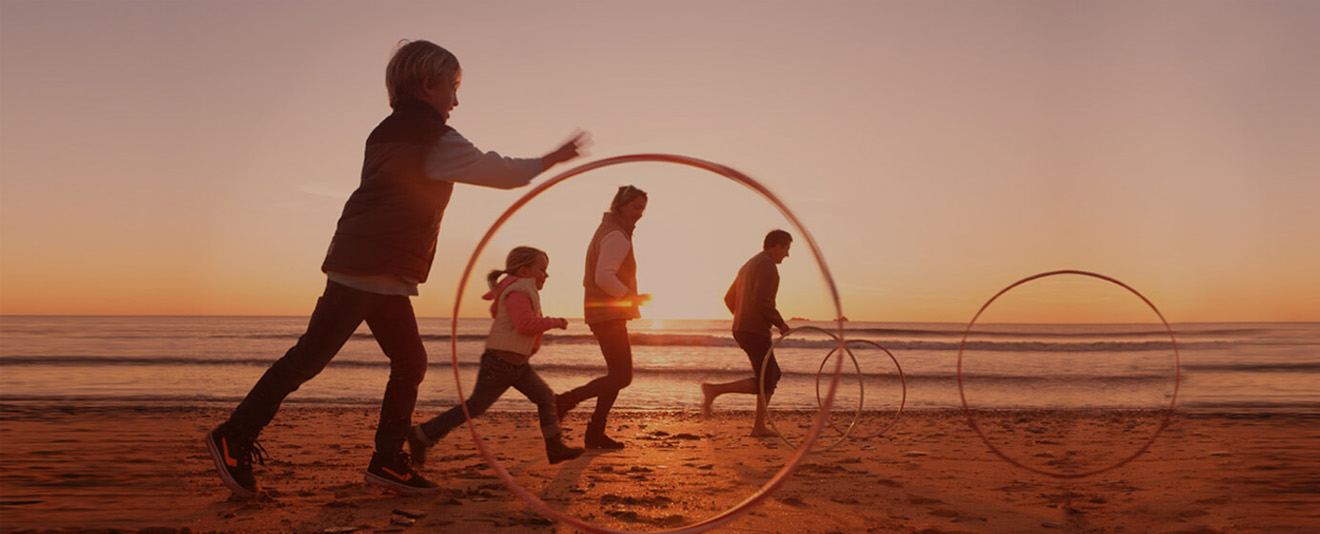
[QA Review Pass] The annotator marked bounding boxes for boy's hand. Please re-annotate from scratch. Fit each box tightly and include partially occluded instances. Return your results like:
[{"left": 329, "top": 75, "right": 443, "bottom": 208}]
[{"left": 542, "top": 130, "right": 591, "bottom": 169}]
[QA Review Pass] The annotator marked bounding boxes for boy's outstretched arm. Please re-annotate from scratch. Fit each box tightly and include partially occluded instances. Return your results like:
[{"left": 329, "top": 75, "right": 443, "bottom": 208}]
[
  {"left": 541, "top": 130, "right": 591, "bottom": 170},
  {"left": 426, "top": 130, "right": 590, "bottom": 190}
]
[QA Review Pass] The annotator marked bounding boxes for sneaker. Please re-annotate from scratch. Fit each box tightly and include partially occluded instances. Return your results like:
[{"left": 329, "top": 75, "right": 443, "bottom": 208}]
[
  {"left": 365, "top": 451, "right": 440, "bottom": 495},
  {"left": 407, "top": 425, "right": 432, "bottom": 467},
  {"left": 204, "top": 425, "right": 265, "bottom": 498}
]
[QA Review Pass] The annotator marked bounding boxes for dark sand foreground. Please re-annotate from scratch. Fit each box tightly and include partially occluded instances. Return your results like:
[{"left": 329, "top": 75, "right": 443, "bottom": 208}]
[{"left": 1, "top": 403, "right": 1317, "bottom": 533}]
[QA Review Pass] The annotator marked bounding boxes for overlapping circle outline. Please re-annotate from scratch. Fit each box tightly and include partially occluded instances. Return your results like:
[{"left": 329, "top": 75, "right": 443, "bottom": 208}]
[
  {"left": 955, "top": 269, "right": 1182, "bottom": 479},
  {"left": 813, "top": 339, "right": 907, "bottom": 440},
  {"left": 449, "top": 154, "right": 848, "bottom": 533},
  {"left": 757, "top": 326, "right": 857, "bottom": 451}
]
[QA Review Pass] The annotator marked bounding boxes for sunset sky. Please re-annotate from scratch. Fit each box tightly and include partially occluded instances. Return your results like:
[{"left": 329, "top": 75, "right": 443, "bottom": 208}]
[{"left": 2, "top": 1, "right": 1317, "bottom": 323}]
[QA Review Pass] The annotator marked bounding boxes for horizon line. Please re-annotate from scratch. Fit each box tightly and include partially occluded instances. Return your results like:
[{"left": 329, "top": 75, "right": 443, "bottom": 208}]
[{"left": 1, "top": 313, "right": 1315, "bottom": 325}]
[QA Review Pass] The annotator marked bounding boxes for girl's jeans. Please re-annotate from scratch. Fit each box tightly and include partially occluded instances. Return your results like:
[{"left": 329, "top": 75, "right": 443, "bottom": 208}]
[{"left": 418, "top": 350, "right": 559, "bottom": 442}]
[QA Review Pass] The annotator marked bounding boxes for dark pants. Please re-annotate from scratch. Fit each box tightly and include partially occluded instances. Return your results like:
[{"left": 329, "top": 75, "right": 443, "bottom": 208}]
[
  {"left": 227, "top": 280, "right": 428, "bottom": 454},
  {"left": 562, "top": 319, "right": 633, "bottom": 429},
  {"left": 418, "top": 350, "right": 559, "bottom": 443},
  {"left": 734, "top": 330, "right": 780, "bottom": 396}
]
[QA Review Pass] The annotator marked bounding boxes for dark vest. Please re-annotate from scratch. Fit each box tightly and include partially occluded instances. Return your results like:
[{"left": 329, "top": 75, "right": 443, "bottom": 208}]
[
  {"left": 321, "top": 100, "right": 454, "bottom": 283},
  {"left": 583, "top": 212, "right": 639, "bottom": 325}
]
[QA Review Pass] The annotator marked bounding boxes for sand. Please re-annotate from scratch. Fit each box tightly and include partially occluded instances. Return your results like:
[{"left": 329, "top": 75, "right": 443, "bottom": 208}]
[{"left": 1, "top": 403, "right": 1316, "bottom": 534}]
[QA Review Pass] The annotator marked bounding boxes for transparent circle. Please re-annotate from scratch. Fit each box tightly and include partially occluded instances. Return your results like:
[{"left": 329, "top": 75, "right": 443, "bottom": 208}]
[
  {"left": 449, "top": 154, "right": 848, "bottom": 533},
  {"left": 814, "top": 339, "right": 907, "bottom": 439},
  {"left": 956, "top": 270, "right": 1182, "bottom": 479},
  {"left": 759, "top": 325, "right": 857, "bottom": 452}
]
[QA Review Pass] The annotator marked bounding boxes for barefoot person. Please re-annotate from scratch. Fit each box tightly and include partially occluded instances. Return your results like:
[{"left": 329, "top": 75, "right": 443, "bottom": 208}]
[
  {"left": 702, "top": 230, "right": 792, "bottom": 436},
  {"left": 203, "top": 40, "right": 588, "bottom": 498},
  {"left": 556, "top": 185, "right": 650, "bottom": 449}
]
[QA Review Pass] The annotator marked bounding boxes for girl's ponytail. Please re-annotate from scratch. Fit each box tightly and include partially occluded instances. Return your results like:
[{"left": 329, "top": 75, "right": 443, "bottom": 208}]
[
  {"left": 485, "top": 269, "right": 507, "bottom": 291},
  {"left": 489, "top": 246, "right": 548, "bottom": 291}
]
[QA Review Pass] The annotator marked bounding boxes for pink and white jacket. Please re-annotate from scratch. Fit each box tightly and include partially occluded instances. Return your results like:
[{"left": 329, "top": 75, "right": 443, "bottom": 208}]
[{"left": 483, "top": 276, "right": 568, "bottom": 365}]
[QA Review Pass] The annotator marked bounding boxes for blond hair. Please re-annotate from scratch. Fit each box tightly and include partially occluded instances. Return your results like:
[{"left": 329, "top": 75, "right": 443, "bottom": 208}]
[
  {"left": 487, "top": 246, "right": 548, "bottom": 290},
  {"left": 385, "top": 40, "right": 460, "bottom": 108}
]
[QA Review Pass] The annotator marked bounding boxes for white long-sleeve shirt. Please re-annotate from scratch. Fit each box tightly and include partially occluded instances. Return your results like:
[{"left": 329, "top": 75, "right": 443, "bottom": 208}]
[
  {"left": 593, "top": 231, "right": 632, "bottom": 299},
  {"left": 425, "top": 130, "right": 543, "bottom": 188}
]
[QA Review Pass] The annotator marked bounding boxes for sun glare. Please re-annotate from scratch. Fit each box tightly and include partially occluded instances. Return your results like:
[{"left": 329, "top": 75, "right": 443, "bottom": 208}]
[{"left": 636, "top": 275, "right": 730, "bottom": 321}]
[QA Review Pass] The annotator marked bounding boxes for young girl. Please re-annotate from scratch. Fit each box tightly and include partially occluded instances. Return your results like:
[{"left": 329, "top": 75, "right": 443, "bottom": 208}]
[{"left": 409, "top": 246, "right": 583, "bottom": 465}]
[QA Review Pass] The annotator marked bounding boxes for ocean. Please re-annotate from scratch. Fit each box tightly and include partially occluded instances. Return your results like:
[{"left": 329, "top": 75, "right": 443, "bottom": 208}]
[{"left": 1, "top": 316, "right": 1316, "bottom": 415}]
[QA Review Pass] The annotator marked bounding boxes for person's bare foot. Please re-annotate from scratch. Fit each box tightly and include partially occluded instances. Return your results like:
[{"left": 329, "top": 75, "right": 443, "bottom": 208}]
[
  {"left": 700, "top": 384, "right": 715, "bottom": 418},
  {"left": 749, "top": 427, "right": 777, "bottom": 438}
]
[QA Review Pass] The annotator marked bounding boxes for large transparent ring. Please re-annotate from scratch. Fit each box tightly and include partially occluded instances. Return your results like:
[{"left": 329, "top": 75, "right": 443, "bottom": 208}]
[
  {"left": 956, "top": 270, "right": 1181, "bottom": 478},
  {"left": 450, "top": 154, "right": 848, "bottom": 532}
]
